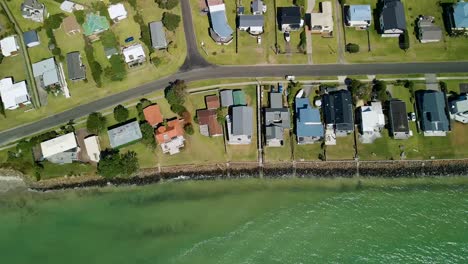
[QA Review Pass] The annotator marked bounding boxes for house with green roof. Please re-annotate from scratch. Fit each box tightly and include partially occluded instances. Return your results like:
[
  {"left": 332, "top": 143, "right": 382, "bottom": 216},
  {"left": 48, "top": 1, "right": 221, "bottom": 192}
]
[
  {"left": 83, "top": 13, "right": 110, "bottom": 37},
  {"left": 233, "top": 90, "right": 246, "bottom": 105}
]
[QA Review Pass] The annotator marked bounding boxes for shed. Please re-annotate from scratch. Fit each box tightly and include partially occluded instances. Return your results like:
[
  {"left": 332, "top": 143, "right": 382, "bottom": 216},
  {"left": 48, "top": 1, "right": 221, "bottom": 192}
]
[
  {"left": 23, "top": 30, "right": 40, "bottom": 47},
  {"left": 270, "top": 92, "right": 283, "bottom": 108},
  {"left": 143, "top": 104, "right": 163, "bottom": 127},
  {"left": 108, "top": 3, "right": 127, "bottom": 22},
  {"left": 149, "top": 21, "right": 167, "bottom": 49},
  {"left": 84, "top": 136, "right": 100, "bottom": 162},
  {"left": 220, "top": 90, "right": 233, "bottom": 107},
  {"left": 233, "top": 90, "right": 246, "bottom": 105},
  {"left": 0, "top": 36, "right": 19, "bottom": 57},
  {"left": 66, "top": 52, "right": 86, "bottom": 81}
]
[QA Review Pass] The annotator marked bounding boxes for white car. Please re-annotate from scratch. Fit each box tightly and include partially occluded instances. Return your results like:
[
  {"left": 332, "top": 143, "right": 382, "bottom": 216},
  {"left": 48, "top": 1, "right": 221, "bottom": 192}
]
[
  {"left": 284, "top": 32, "right": 290, "bottom": 42},
  {"left": 285, "top": 75, "right": 295, "bottom": 81},
  {"left": 408, "top": 112, "right": 416, "bottom": 122}
]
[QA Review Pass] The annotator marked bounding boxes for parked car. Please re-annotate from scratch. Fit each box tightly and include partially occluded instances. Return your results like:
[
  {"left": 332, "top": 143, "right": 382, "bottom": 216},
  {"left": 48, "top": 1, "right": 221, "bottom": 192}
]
[
  {"left": 408, "top": 112, "right": 416, "bottom": 121},
  {"left": 257, "top": 36, "right": 262, "bottom": 44},
  {"left": 125, "top": 37, "right": 134, "bottom": 43},
  {"left": 284, "top": 32, "right": 290, "bottom": 42},
  {"left": 285, "top": 75, "right": 295, "bottom": 81}
]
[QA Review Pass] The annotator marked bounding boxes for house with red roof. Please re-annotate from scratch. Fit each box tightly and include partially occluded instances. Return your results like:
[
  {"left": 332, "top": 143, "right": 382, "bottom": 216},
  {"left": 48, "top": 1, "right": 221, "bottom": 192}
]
[
  {"left": 143, "top": 105, "right": 163, "bottom": 127},
  {"left": 155, "top": 119, "right": 185, "bottom": 155}
]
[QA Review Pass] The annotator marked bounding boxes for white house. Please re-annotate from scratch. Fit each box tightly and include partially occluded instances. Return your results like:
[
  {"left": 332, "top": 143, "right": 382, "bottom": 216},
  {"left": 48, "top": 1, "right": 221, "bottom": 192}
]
[
  {"left": 59, "top": 1, "right": 84, "bottom": 13},
  {"left": 108, "top": 3, "right": 128, "bottom": 22},
  {"left": 40, "top": 132, "right": 80, "bottom": 164},
  {"left": 122, "top": 44, "right": 146, "bottom": 67},
  {"left": 0, "top": 36, "right": 20, "bottom": 57},
  {"left": 238, "top": 15, "right": 264, "bottom": 35},
  {"left": 309, "top": 1, "right": 334, "bottom": 35},
  {"left": 0, "top": 78, "right": 31, "bottom": 110},
  {"left": 359, "top": 102, "right": 385, "bottom": 144},
  {"left": 84, "top": 136, "right": 101, "bottom": 162}
]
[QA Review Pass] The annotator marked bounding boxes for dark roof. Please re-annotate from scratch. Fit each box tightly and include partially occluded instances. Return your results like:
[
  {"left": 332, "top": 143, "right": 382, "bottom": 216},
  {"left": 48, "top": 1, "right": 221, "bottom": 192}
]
[
  {"left": 416, "top": 90, "right": 449, "bottom": 132},
  {"left": 322, "top": 90, "right": 354, "bottom": 132},
  {"left": 277, "top": 7, "right": 301, "bottom": 25},
  {"left": 66, "top": 52, "right": 86, "bottom": 80},
  {"left": 460, "top": 83, "right": 468, "bottom": 94},
  {"left": 381, "top": 0, "right": 406, "bottom": 31},
  {"left": 149, "top": 21, "right": 167, "bottom": 49},
  {"left": 238, "top": 15, "right": 264, "bottom": 28},
  {"left": 23, "top": 30, "right": 39, "bottom": 45},
  {"left": 388, "top": 100, "right": 409, "bottom": 133}
]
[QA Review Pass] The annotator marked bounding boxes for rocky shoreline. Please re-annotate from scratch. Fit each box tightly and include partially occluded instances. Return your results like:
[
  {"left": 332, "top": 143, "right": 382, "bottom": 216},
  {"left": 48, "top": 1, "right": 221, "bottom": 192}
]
[{"left": 26, "top": 159, "right": 468, "bottom": 192}]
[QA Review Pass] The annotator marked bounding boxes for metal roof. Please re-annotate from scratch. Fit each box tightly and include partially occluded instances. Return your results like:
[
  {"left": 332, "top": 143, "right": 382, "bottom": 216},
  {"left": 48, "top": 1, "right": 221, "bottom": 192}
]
[
  {"left": 220, "top": 90, "right": 233, "bottom": 107},
  {"left": 40, "top": 132, "right": 77, "bottom": 159},
  {"left": 348, "top": 5, "right": 372, "bottom": 22},
  {"left": 322, "top": 90, "right": 354, "bottom": 132},
  {"left": 265, "top": 108, "right": 290, "bottom": 128},
  {"left": 277, "top": 7, "right": 301, "bottom": 25},
  {"left": 416, "top": 91, "right": 449, "bottom": 132},
  {"left": 266, "top": 125, "right": 283, "bottom": 140},
  {"left": 32, "top": 57, "right": 60, "bottom": 87},
  {"left": 270, "top": 92, "right": 283, "bottom": 108},
  {"left": 381, "top": 0, "right": 406, "bottom": 31},
  {"left": 232, "top": 106, "right": 253, "bottom": 136},
  {"left": 238, "top": 15, "right": 264, "bottom": 28},
  {"left": 23, "top": 30, "right": 39, "bottom": 46},
  {"left": 66, "top": 52, "right": 86, "bottom": 80},
  {"left": 209, "top": 5, "right": 233, "bottom": 38},
  {"left": 295, "top": 97, "right": 324, "bottom": 137},
  {"left": 388, "top": 100, "right": 409, "bottom": 133},
  {"left": 453, "top": 1, "right": 468, "bottom": 28},
  {"left": 149, "top": 21, "right": 167, "bottom": 49},
  {"left": 107, "top": 121, "right": 143, "bottom": 148},
  {"left": 233, "top": 90, "right": 246, "bottom": 105}
]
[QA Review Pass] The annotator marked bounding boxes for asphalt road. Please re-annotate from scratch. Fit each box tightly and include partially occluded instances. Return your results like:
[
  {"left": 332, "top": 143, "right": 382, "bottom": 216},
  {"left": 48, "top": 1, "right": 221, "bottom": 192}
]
[{"left": 0, "top": 0, "right": 467, "bottom": 146}]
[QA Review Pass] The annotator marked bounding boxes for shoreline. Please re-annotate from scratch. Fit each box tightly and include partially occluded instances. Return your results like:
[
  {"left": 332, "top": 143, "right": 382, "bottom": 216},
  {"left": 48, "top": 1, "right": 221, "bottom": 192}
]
[{"left": 25, "top": 159, "right": 468, "bottom": 192}]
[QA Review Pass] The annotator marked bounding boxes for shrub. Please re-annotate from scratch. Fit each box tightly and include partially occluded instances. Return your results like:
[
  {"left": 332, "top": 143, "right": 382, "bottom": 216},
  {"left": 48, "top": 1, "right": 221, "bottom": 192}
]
[
  {"left": 98, "top": 149, "right": 139, "bottom": 178},
  {"left": 399, "top": 30, "right": 410, "bottom": 51},
  {"left": 162, "top": 12, "right": 181, "bottom": 31},
  {"left": 113, "top": 104, "right": 129, "bottom": 123},
  {"left": 184, "top": 123, "right": 194, "bottom": 135},
  {"left": 140, "top": 122, "right": 156, "bottom": 149},
  {"left": 86, "top": 112, "right": 107, "bottom": 134},
  {"left": 152, "top": 56, "right": 162, "bottom": 66},
  {"left": 84, "top": 40, "right": 103, "bottom": 87},
  {"left": 346, "top": 43, "right": 360, "bottom": 53},
  {"left": 133, "top": 13, "right": 153, "bottom": 53},
  {"left": 155, "top": 0, "right": 179, "bottom": 10},
  {"left": 105, "top": 55, "right": 127, "bottom": 81},
  {"left": 44, "top": 13, "right": 65, "bottom": 30},
  {"left": 165, "top": 80, "right": 187, "bottom": 107},
  {"left": 74, "top": 10, "right": 86, "bottom": 25}
]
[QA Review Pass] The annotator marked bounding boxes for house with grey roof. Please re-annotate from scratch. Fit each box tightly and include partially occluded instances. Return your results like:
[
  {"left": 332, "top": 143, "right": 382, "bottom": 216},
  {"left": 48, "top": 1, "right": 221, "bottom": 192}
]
[
  {"left": 23, "top": 30, "right": 40, "bottom": 48},
  {"left": 104, "top": 47, "right": 119, "bottom": 59},
  {"left": 149, "top": 21, "right": 167, "bottom": 50},
  {"left": 379, "top": 0, "right": 406, "bottom": 37},
  {"left": 66, "top": 52, "right": 86, "bottom": 81},
  {"left": 227, "top": 106, "right": 253, "bottom": 144},
  {"left": 21, "top": 0, "right": 47, "bottom": 23},
  {"left": 32, "top": 57, "right": 62, "bottom": 89},
  {"left": 251, "top": 0, "right": 266, "bottom": 15},
  {"left": 107, "top": 121, "right": 143, "bottom": 148},
  {"left": 388, "top": 99, "right": 411, "bottom": 139},
  {"left": 295, "top": 97, "right": 324, "bottom": 144},
  {"left": 220, "top": 90, "right": 234, "bottom": 107},
  {"left": 322, "top": 90, "right": 354, "bottom": 136},
  {"left": 417, "top": 17, "right": 442, "bottom": 43},
  {"left": 265, "top": 92, "right": 290, "bottom": 147},
  {"left": 238, "top": 15, "right": 264, "bottom": 35},
  {"left": 449, "top": 94, "right": 468, "bottom": 124},
  {"left": 416, "top": 90, "right": 450, "bottom": 136}
]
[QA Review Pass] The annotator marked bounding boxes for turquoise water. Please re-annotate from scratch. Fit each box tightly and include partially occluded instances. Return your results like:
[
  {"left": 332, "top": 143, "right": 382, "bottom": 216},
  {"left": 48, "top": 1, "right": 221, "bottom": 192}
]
[{"left": 0, "top": 179, "right": 467, "bottom": 263}]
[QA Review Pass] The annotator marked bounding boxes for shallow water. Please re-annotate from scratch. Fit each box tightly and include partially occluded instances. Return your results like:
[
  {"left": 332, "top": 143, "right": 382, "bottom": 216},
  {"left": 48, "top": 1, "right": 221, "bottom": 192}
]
[{"left": 0, "top": 178, "right": 467, "bottom": 264}]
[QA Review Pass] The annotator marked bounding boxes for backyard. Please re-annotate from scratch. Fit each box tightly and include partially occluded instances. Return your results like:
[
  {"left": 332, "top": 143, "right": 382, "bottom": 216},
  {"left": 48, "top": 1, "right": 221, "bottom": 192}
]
[{"left": 326, "top": 133, "right": 356, "bottom": 160}]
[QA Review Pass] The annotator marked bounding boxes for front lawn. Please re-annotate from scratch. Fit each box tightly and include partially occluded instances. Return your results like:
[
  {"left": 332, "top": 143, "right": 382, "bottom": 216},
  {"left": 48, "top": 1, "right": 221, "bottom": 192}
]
[{"left": 310, "top": 0, "right": 339, "bottom": 64}]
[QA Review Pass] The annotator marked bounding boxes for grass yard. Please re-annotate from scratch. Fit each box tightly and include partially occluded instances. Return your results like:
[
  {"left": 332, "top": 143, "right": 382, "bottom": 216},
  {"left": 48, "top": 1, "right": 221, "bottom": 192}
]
[
  {"left": 0, "top": 53, "right": 27, "bottom": 81},
  {"left": 293, "top": 135, "right": 323, "bottom": 161},
  {"left": 326, "top": 133, "right": 356, "bottom": 160},
  {"left": 264, "top": 131, "right": 292, "bottom": 162},
  {"left": 311, "top": 0, "right": 339, "bottom": 64},
  {"left": 5, "top": 0, "right": 63, "bottom": 32},
  {"left": 41, "top": 161, "right": 96, "bottom": 180}
]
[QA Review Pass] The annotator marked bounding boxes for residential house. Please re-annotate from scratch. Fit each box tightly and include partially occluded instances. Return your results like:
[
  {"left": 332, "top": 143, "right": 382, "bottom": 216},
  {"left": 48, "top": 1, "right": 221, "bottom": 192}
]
[
  {"left": 417, "top": 17, "right": 442, "bottom": 43},
  {"left": 197, "top": 109, "right": 223, "bottom": 137},
  {"left": 122, "top": 44, "right": 146, "bottom": 67},
  {"left": 265, "top": 93, "right": 290, "bottom": 146},
  {"left": 322, "top": 90, "right": 354, "bottom": 136},
  {"left": 227, "top": 106, "right": 253, "bottom": 145},
  {"left": 66, "top": 52, "right": 86, "bottom": 81},
  {"left": 149, "top": 21, "right": 167, "bottom": 50},
  {"left": 83, "top": 135, "right": 100, "bottom": 163},
  {"left": 233, "top": 90, "right": 246, "bottom": 105},
  {"left": 0, "top": 78, "right": 31, "bottom": 110},
  {"left": 32, "top": 57, "right": 62, "bottom": 90},
  {"left": 60, "top": 1, "right": 84, "bottom": 13},
  {"left": 0, "top": 36, "right": 19, "bottom": 57},
  {"left": 21, "top": 0, "right": 47, "bottom": 23},
  {"left": 295, "top": 97, "right": 324, "bottom": 144},
  {"left": 358, "top": 102, "right": 385, "bottom": 144},
  {"left": 108, "top": 3, "right": 128, "bottom": 23},
  {"left": 143, "top": 104, "right": 164, "bottom": 127},
  {"left": 449, "top": 94, "right": 468, "bottom": 124},
  {"left": 379, "top": 0, "right": 406, "bottom": 37},
  {"left": 346, "top": 5, "right": 372, "bottom": 28},
  {"left": 83, "top": 13, "right": 110, "bottom": 39},
  {"left": 62, "top": 15, "right": 81, "bottom": 36},
  {"left": 388, "top": 99, "right": 411, "bottom": 139},
  {"left": 251, "top": 0, "right": 266, "bottom": 15},
  {"left": 23, "top": 30, "right": 40, "bottom": 48},
  {"left": 277, "top": 6, "right": 304, "bottom": 32},
  {"left": 107, "top": 121, "right": 143, "bottom": 148},
  {"left": 104, "top": 47, "right": 119, "bottom": 59},
  {"left": 448, "top": 0, "right": 468, "bottom": 32},
  {"left": 206, "top": 95, "right": 220, "bottom": 109},
  {"left": 309, "top": 1, "right": 334, "bottom": 35},
  {"left": 238, "top": 15, "right": 264, "bottom": 35},
  {"left": 40, "top": 132, "right": 80, "bottom": 164},
  {"left": 207, "top": 0, "right": 234, "bottom": 44},
  {"left": 155, "top": 119, "right": 185, "bottom": 155},
  {"left": 220, "top": 89, "right": 234, "bottom": 107},
  {"left": 415, "top": 90, "right": 450, "bottom": 136}
]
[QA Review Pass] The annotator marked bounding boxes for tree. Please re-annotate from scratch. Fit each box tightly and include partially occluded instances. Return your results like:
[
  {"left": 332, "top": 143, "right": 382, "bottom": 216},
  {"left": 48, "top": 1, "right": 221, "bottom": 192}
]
[
  {"left": 140, "top": 122, "right": 156, "bottom": 149},
  {"left": 44, "top": 13, "right": 65, "bottom": 30},
  {"left": 155, "top": 0, "right": 180, "bottom": 10},
  {"left": 0, "top": 53, "right": 4, "bottom": 64},
  {"left": 184, "top": 123, "right": 194, "bottom": 135},
  {"left": 216, "top": 108, "right": 226, "bottom": 124},
  {"left": 165, "top": 80, "right": 187, "bottom": 116},
  {"left": 105, "top": 55, "right": 127, "bottom": 81},
  {"left": 399, "top": 30, "right": 410, "bottom": 51},
  {"left": 152, "top": 56, "right": 162, "bottom": 66},
  {"left": 374, "top": 80, "right": 388, "bottom": 102},
  {"left": 0, "top": 98, "right": 5, "bottom": 118},
  {"left": 98, "top": 149, "right": 139, "bottom": 178},
  {"left": 113, "top": 105, "right": 129, "bottom": 123},
  {"left": 74, "top": 10, "right": 85, "bottom": 25},
  {"left": 349, "top": 79, "right": 372, "bottom": 103},
  {"left": 87, "top": 112, "right": 107, "bottom": 134},
  {"left": 346, "top": 43, "right": 360, "bottom": 53},
  {"left": 162, "top": 12, "right": 181, "bottom": 31}
]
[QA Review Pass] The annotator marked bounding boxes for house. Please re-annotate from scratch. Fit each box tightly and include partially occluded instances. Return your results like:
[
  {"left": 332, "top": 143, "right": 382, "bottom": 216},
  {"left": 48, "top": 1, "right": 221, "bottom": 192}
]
[
  {"left": 449, "top": 94, "right": 468, "bottom": 124},
  {"left": 83, "top": 13, "right": 110, "bottom": 37},
  {"left": 122, "top": 44, "right": 146, "bottom": 67},
  {"left": 149, "top": 21, "right": 167, "bottom": 50},
  {"left": 21, "top": 0, "right": 47, "bottom": 23},
  {"left": 233, "top": 90, "right": 246, "bottom": 105},
  {"left": 346, "top": 5, "right": 372, "bottom": 28},
  {"left": 107, "top": 121, "right": 143, "bottom": 148},
  {"left": 108, "top": 3, "right": 128, "bottom": 23},
  {"left": 197, "top": 109, "right": 223, "bottom": 137},
  {"left": 32, "top": 57, "right": 62, "bottom": 89},
  {"left": 0, "top": 36, "right": 19, "bottom": 57},
  {"left": 379, "top": 0, "right": 406, "bottom": 37},
  {"left": 295, "top": 97, "right": 324, "bottom": 144},
  {"left": 277, "top": 6, "right": 304, "bottom": 32},
  {"left": 66, "top": 52, "right": 86, "bottom": 81},
  {"left": 143, "top": 104, "right": 164, "bottom": 127},
  {"left": 417, "top": 17, "right": 442, "bottom": 43},
  {"left": 415, "top": 90, "right": 450, "bottom": 136},
  {"left": 207, "top": 0, "right": 234, "bottom": 44},
  {"left": 155, "top": 119, "right": 185, "bottom": 155},
  {"left": 388, "top": 99, "right": 411, "bottom": 139},
  {"left": 60, "top": 1, "right": 84, "bottom": 13},
  {"left": 220, "top": 89, "right": 234, "bottom": 107},
  {"left": 206, "top": 95, "right": 220, "bottom": 109},
  {"left": 0, "top": 78, "right": 31, "bottom": 110},
  {"left": 358, "top": 102, "right": 385, "bottom": 144},
  {"left": 40, "top": 132, "right": 79, "bottom": 164},
  {"left": 83, "top": 135, "right": 100, "bottom": 162},
  {"left": 227, "top": 106, "right": 253, "bottom": 144},
  {"left": 62, "top": 16, "right": 81, "bottom": 36},
  {"left": 322, "top": 90, "right": 354, "bottom": 136},
  {"left": 251, "top": 0, "right": 266, "bottom": 15},
  {"left": 104, "top": 47, "right": 119, "bottom": 59},
  {"left": 238, "top": 15, "right": 264, "bottom": 35},
  {"left": 309, "top": 1, "right": 334, "bottom": 35},
  {"left": 265, "top": 93, "right": 290, "bottom": 147},
  {"left": 23, "top": 30, "right": 40, "bottom": 48},
  {"left": 449, "top": 0, "right": 468, "bottom": 32}
]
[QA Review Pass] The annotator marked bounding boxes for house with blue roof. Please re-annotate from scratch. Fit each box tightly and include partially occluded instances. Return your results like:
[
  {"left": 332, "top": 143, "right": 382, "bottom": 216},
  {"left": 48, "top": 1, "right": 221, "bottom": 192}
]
[
  {"left": 207, "top": 0, "right": 233, "bottom": 44},
  {"left": 450, "top": 0, "right": 468, "bottom": 31},
  {"left": 415, "top": 90, "right": 450, "bottom": 136},
  {"left": 295, "top": 97, "right": 324, "bottom": 144},
  {"left": 346, "top": 5, "right": 372, "bottom": 28}
]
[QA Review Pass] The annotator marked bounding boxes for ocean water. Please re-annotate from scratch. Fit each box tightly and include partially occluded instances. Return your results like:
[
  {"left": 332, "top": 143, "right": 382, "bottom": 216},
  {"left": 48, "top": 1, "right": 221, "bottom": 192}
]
[{"left": 0, "top": 178, "right": 467, "bottom": 264}]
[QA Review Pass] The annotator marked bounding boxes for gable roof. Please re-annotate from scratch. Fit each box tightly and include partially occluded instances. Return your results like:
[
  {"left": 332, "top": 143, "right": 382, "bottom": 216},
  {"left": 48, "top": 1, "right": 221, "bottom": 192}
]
[
  {"left": 197, "top": 109, "right": 223, "bottom": 136},
  {"left": 84, "top": 136, "right": 100, "bottom": 162},
  {"left": 40, "top": 132, "right": 77, "bottom": 159},
  {"left": 22, "top": 0, "right": 43, "bottom": 9},
  {"left": 143, "top": 105, "right": 163, "bottom": 127},
  {"left": 149, "top": 21, "right": 167, "bottom": 49},
  {"left": 205, "top": 95, "right": 220, "bottom": 109},
  {"left": 108, "top": 121, "right": 143, "bottom": 148},
  {"left": 60, "top": 1, "right": 75, "bottom": 13},
  {"left": 122, "top": 44, "right": 146, "bottom": 63},
  {"left": 66, "top": 52, "right": 85, "bottom": 80},
  {"left": 348, "top": 5, "right": 372, "bottom": 22},
  {"left": 83, "top": 13, "right": 110, "bottom": 36},
  {"left": 322, "top": 90, "right": 354, "bottom": 132},
  {"left": 239, "top": 15, "right": 264, "bottom": 28},
  {"left": 295, "top": 97, "right": 324, "bottom": 137},
  {"left": 252, "top": 0, "right": 264, "bottom": 13},
  {"left": 220, "top": 90, "right": 233, "bottom": 107},
  {"left": 0, "top": 36, "right": 18, "bottom": 56},
  {"left": 277, "top": 6, "right": 301, "bottom": 25},
  {"left": 23, "top": 30, "right": 39, "bottom": 46},
  {"left": 32, "top": 57, "right": 60, "bottom": 87},
  {"left": 416, "top": 90, "right": 449, "bottom": 132},
  {"left": 155, "top": 119, "right": 184, "bottom": 144},
  {"left": 208, "top": 4, "right": 234, "bottom": 38},
  {"left": 449, "top": 94, "right": 468, "bottom": 114},
  {"left": 266, "top": 125, "right": 283, "bottom": 141},
  {"left": 104, "top": 47, "right": 119, "bottom": 58},
  {"left": 270, "top": 92, "right": 283, "bottom": 108},
  {"left": 360, "top": 102, "right": 385, "bottom": 132},
  {"left": 233, "top": 90, "right": 246, "bottom": 105},
  {"left": 453, "top": 1, "right": 468, "bottom": 28},
  {"left": 265, "top": 108, "right": 290, "bottom": 128},
  {"left": 388, "top": 100, "right": 409, "bottom": 133},
  {"left": 0, "top": 78, "right": 29, "bottom": 109},
  {"left": 232, "top": 106, "right": 253, "bottom": 136},
  {"left": 381, "top": 0, "right": 406, "bottom": 30},
  {"left": 108, "top": 3, "right": 127, "bottom": 20}
]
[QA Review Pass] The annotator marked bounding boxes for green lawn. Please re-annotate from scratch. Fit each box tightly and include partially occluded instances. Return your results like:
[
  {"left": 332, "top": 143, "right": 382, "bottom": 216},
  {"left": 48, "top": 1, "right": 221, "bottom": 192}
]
[
  {"left": 0, "top": 53, "right": 27, "bottom": 81},
  {"left": 310, "top": 0, "right": 339, "bottom": 64},
  {"left": 41, "top": 161, "right": 96, "bottom": 180},
  {"left": 264, "top": 131, "right": 292, "bottom": 162},
  {"left": 293, "top": 135, "right": 323, "bottom": 161},
  {"left": 326, "top": 133, "right": 356, "bottom": 160},
  {"left": 5, "top": 0, "right": 62, "bottom": 32}
]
